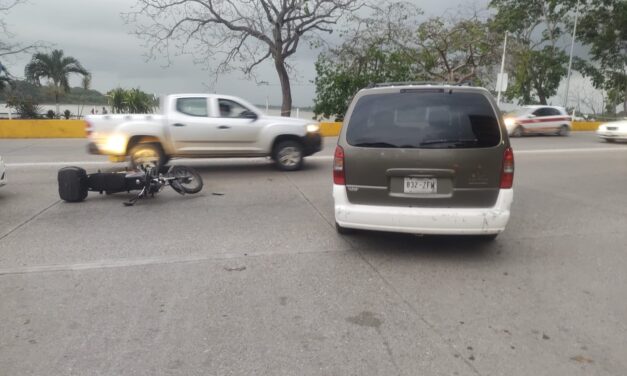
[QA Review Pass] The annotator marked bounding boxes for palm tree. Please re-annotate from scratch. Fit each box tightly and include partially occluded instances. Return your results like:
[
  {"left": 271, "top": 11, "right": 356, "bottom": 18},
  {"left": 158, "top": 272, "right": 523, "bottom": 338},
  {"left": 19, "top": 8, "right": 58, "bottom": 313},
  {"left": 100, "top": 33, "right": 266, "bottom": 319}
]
[
  {"left": 24, "top": 49, "right": 89, "bottom": 117},
  {"left": 78, "top": 74, "right": 91, "bottom": 118}
]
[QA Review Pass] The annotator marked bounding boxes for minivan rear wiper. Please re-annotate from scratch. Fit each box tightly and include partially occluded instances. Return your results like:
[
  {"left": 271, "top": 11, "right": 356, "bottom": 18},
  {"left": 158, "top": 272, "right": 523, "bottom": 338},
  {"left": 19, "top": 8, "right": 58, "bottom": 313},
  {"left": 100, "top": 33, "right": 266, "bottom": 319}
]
[
  {"left": 419, "top": 138, "right": 478, "bottom": 146},
  {"left": 353, "top": 142, "right": 400, "bottom": 148}
]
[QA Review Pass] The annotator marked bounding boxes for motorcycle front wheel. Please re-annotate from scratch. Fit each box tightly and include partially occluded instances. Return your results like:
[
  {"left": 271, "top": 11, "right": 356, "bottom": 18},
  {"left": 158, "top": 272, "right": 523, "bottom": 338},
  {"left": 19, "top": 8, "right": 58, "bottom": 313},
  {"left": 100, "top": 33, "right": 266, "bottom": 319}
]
[{"left": 170, "top": 166, "right": 203, "bottom": 194}]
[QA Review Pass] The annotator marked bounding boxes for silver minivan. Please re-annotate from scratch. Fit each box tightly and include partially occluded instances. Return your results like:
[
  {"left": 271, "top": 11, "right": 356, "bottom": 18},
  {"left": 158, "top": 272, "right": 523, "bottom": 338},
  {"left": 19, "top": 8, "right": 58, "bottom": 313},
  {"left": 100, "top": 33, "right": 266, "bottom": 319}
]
[{"left": 333, "top": 83, "right": 514, "bottom": 239}]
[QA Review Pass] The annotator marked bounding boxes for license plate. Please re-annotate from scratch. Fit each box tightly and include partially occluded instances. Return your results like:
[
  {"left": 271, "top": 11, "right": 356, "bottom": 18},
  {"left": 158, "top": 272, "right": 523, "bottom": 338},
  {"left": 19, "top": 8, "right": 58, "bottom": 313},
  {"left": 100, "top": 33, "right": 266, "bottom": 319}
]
[{"left": 404, "top": 177, "right": 437, "bottom": 194}]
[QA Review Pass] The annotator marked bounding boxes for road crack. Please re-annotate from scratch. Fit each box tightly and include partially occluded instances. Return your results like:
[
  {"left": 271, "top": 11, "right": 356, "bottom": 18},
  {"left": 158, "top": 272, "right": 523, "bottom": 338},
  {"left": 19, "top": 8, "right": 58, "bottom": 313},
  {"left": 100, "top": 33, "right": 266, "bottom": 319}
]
[{"left": 0, "top": 199, "right": 61, "bottom": 243}]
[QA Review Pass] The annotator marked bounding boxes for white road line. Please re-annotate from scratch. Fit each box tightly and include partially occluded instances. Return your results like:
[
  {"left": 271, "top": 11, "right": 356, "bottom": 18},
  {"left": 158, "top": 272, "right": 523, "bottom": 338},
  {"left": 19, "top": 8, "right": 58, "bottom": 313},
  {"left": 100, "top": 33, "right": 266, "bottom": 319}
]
[
  {"left": 516, "top": 147, "right": 627, "bottom": 154},
  {"left": 5, "top": 147, "right": 627, "bottom": 167}
]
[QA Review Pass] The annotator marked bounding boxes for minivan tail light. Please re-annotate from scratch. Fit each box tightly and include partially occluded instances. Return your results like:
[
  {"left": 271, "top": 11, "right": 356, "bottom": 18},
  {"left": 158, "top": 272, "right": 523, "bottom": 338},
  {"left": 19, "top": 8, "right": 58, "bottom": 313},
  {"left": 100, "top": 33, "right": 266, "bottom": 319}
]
[
  {"left": 333, "top": 146, "right": 345, "bottom": 185},
  {"left": 500, "top": 147, "right": 514, "bottom": 189}
]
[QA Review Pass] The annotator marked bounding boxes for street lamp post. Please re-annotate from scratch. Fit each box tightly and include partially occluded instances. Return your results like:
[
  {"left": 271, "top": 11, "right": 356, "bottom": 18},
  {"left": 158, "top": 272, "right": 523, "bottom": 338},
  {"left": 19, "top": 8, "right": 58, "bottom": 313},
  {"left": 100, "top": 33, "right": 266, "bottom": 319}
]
[{"left": 497, "top": 32, "right": 508, "bottom": 106}]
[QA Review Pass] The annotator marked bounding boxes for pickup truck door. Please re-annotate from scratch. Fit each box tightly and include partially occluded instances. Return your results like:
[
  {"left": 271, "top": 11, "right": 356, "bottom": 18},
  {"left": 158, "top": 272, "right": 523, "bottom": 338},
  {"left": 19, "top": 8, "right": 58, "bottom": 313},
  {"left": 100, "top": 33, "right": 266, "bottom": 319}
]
[
  {"left": 206, "top": 97, "right": 265, "bottom": 154},
  {"left": 167, "top": 97, "right": 223, "bottom": 155}
]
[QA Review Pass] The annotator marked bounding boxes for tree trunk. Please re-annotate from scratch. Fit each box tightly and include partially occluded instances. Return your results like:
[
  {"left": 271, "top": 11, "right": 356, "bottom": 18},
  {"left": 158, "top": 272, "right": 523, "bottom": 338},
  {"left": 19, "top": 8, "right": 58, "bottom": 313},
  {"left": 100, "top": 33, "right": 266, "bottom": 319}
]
[
  {"left": 55, "top": 90, "right": 60, "bottom": 117},
  {"left": 275, "top": 58, "right": 292, "bottom": 117},
  {"left": 623, "top": 85, "right": 627, "bottom": 115}
]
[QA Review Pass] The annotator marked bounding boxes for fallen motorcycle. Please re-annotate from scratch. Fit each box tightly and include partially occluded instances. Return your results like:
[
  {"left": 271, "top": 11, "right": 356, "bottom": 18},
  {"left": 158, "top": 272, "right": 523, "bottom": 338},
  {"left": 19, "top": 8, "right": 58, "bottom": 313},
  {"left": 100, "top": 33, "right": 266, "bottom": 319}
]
[{"left": 58, "top": 164, "right": 203, "bottom": 205}]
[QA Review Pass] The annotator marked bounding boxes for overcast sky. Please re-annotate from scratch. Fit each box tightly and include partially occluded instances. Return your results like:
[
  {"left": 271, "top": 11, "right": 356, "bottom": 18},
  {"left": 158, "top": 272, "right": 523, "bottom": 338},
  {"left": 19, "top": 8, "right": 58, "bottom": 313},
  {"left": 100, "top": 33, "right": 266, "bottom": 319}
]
[{"left": 2, "top": 0, "right": 600, "bottom": 110}]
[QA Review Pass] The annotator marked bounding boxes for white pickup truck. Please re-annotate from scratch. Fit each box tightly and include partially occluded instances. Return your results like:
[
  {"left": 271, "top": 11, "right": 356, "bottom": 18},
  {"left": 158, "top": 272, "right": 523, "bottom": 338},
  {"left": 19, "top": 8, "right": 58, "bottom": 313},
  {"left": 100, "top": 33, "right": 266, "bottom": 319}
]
[{"left": 86, "top": 94, "right": 322, "bottom": 171}]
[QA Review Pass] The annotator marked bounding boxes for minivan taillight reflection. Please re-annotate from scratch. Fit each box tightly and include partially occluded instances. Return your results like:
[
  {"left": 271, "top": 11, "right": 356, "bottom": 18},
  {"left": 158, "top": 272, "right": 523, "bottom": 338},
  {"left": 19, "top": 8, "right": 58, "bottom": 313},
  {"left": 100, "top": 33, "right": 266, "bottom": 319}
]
[
  {"left": 333, "top": 146, "right": 345, "bottom": 185},
  {"left": 500, "top": 147, "right": 514, "bottom": 189}
]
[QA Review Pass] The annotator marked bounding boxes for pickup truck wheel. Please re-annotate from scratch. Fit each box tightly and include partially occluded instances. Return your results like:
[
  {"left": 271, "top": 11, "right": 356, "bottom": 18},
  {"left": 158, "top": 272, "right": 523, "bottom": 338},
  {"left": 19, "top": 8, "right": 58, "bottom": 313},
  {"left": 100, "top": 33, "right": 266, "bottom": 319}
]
[
  {"left": 130, "top": 143, "right": 165, "bottom": 170},
  {"left": 273, "top": 141, "right": 304, "bottom": 171}
]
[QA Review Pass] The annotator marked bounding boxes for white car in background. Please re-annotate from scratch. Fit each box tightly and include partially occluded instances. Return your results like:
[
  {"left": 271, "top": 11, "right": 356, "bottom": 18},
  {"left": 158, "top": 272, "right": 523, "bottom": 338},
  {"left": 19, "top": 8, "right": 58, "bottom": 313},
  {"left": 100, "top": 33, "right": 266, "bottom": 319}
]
[
  {"left": 596, "top": 120, "right": 627, "bottom": 142},
  {"left": 0, "top": 155, "right": 6, "bottom": 187},
  {"left": 503, "top": 105, "right": 572, "bottom": 137}
]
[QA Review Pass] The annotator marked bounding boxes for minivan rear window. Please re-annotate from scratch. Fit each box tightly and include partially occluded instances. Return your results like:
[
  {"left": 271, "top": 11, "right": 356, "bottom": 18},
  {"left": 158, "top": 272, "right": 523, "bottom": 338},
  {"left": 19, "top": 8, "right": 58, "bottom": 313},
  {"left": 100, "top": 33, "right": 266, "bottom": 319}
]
[{"left": 346, "top": 91, "right": 501, "bottom": 148}]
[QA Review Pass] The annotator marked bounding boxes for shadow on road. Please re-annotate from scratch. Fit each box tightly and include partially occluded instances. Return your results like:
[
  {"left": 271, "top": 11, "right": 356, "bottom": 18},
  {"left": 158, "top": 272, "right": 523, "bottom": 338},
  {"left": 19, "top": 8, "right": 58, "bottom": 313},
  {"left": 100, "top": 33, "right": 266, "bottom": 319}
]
[{"left": 344, "top": 231, "right": 503, "bottom": 262}]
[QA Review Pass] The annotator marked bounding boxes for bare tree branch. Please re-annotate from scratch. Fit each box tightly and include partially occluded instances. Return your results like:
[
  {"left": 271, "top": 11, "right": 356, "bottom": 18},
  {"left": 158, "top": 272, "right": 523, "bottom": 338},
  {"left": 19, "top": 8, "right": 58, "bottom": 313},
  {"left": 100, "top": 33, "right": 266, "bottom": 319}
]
[{"left": 126, "top": 0, "right": 361, "bottom": 116}]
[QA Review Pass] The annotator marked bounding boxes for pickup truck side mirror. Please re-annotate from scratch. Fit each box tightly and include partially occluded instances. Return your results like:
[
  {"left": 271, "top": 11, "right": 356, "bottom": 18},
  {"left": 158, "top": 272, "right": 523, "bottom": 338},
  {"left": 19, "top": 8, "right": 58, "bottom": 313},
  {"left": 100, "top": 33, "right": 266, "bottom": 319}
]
[{"left": 241, "top": 110, "right": 258, "bottom": 121}]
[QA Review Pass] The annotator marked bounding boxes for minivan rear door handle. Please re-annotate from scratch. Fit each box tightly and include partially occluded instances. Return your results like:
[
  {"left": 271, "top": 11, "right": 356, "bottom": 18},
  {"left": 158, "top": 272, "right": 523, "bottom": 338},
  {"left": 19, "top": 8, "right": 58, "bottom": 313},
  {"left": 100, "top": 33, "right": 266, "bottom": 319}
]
[
  {"left": 218, "top": 125, "right": 231, "bottom": 129},
  {"left": 172, "top": 123, "right": 186, "bottom": 127}
]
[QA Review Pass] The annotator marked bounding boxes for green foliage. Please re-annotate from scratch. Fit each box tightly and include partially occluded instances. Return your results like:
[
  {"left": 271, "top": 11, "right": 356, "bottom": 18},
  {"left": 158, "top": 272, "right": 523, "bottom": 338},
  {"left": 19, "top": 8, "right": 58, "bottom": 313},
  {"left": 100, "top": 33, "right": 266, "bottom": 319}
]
[
  {"left": 5, "top": 95, "right": 42, "bottom": 119},
  {"left": 313, "top": 49, "right": 417, "bottom": 120},
  {"left": 415, "top": 17, "right": 499, "bottom": 84},
  {"left": 508, "top": 46, "right": 568, "bottom": 104},
  {"left": 46, "top": 110, "right": 55, "bottom": 119},
  {"left": 24, "top": 49, "right": 90, "bottom": 108},
  {"left": 63, "top": 109, "right": 71, "bottom": 119},
  {"left": 106, "top": 87, "right": 158, "bottom": 114},
  {"left": 313, "top": 2, "right": 424, "bottom": 120},
  {"left": 576, "top": 0, "right": 627, "bottom": 112},
  {"left": 0, "top": 80, "right": 108, "bottom": 104},
  {"left": 313, "top": 3, "right": 501, "bottom": 119},
  {"left": 490, "top": 0, "right": 574, "bottom": 104}
]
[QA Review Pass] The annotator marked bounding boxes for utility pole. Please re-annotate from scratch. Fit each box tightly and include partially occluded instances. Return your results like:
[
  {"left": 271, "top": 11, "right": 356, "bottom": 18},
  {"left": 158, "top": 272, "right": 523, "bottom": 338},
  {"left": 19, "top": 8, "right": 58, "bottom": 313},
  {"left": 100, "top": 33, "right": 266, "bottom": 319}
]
[
  {"left": 496, "top": 33, "right": 508, "bottom": 106},
  {"left": 564, "top": 0, "right": 581, "bottom": 109}
]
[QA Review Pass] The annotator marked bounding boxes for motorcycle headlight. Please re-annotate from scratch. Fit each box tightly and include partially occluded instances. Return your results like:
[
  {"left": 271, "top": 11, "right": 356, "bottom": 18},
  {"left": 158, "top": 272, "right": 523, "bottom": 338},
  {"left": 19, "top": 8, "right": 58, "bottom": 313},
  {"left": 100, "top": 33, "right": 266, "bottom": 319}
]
[{"left": 306, "top": 124, "right": 320, "bottom": 133}]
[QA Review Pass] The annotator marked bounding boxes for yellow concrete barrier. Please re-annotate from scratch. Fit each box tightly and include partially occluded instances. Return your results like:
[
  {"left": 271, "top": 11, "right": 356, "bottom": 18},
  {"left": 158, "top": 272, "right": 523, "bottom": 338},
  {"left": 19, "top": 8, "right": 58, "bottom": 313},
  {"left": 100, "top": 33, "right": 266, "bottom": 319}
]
[
  {"left": 320, "top": 122, "right": 342, "bottom": 137},
  {"left": 572, "top": 121, "right": 601, "bottom": 131},
  {"left": 0, "top": 119, "right": 601, "bottom": 139},
  {"left": 0, "top": 120, "right": 86, "bottom": 138},
  {"left": 319, "top": 121, "right": 601, "bottom": 137}
]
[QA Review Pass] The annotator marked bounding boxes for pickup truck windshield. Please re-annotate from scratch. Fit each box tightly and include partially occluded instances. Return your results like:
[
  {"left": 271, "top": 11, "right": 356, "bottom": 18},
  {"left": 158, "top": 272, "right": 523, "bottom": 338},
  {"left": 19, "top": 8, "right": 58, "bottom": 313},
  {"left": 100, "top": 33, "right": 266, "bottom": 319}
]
[{"left": 346, "top": 91, "right": 501, "bottom": 149}]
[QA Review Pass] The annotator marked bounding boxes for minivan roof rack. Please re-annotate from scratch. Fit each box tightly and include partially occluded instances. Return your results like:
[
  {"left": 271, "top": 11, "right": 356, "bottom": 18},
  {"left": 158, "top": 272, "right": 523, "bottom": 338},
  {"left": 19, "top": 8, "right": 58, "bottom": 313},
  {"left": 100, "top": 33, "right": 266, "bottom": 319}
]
[{"left": 366, "top": 81, "right": 474, "bottom": 88}]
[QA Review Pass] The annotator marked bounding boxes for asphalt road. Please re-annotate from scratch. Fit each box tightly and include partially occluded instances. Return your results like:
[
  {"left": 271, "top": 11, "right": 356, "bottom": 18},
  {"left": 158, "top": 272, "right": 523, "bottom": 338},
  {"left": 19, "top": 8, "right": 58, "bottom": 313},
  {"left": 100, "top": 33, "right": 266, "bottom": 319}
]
[{"left": 1, "top": 133, "right": 626, "bottom": 376}]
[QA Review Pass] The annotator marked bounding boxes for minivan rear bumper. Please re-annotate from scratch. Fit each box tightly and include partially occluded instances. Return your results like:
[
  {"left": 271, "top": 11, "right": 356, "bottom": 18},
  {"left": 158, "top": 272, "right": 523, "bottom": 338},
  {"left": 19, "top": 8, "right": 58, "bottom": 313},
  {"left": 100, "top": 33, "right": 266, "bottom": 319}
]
[{"left": 334, "top": 185, "right": 513, "bottom": 235}]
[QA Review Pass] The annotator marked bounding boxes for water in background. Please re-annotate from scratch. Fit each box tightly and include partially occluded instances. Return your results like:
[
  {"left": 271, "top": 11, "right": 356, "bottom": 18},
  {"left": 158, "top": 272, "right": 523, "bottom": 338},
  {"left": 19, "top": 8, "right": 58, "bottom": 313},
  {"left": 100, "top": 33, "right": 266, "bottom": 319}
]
[{"left": 0, "top": 103, "right": 316, "bottom": 120}]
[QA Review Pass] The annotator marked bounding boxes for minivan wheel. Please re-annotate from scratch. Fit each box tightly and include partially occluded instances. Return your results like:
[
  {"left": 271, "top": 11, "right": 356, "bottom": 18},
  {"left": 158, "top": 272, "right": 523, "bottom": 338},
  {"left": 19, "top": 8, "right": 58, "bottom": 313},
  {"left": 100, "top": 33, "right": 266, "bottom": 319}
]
[
  {"left": 512, "top": 126, "right": 523, "bottom": 137},
  {"left": 335, "top": 222, "right": 353, "bottom": 235},
  {"left": 558, "top": 125, "right": 570, "bottom": 136},
  {"left": 273, "top": 141, "right": 304, "bottom": 171}
]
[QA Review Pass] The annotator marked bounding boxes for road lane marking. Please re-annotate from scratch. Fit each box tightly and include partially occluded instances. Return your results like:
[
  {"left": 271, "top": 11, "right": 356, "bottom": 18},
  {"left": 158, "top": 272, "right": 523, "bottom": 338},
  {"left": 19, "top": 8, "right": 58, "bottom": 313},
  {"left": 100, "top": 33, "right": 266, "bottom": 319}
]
[
  {"left": 5, "top": 147, "right": 627, "bottom": 167},
  {"left": 516, "top": 147, "right": 627, "bottom": 154}
]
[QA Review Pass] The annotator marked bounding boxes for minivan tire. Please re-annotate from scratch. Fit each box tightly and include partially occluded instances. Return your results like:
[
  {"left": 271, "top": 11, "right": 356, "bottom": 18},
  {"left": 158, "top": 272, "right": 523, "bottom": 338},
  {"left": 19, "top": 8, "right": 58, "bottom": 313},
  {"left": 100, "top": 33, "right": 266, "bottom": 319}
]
[{"left": 273, "top": 141, "right": 304, "bottom": 171}]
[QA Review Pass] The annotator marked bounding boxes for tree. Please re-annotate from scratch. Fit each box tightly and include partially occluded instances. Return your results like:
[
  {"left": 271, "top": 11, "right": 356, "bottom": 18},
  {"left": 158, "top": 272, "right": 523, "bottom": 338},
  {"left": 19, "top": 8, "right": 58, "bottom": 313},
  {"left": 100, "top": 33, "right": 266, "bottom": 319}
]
[
  {"left": 77, "top": 74, "right": 91, "bottom": 117},
  {"left": 0, "top": 60, "right": 14, "bottom": 91},
  {"left": 1, "top": 0, "right": 43, "bottom": 59},
  {"left": 24, "top": 49, "right": 90, "bottom": 117},
  {"left": 575, "top": 0, "right": 626, "bottom": 113},
  {"left": 414, "top": 16, "right": 500, "bottom": 85},
  {"left": 127, "top": 0, "right": 362, "bottom": 117},
  {"left": 313, "top": 3, "right": 422, "bottom": 119},
  {"left": 107, "top": 88, "right": 157, "bottom": 114},
  {"left": 490, "top": 0, "right": 575, "bottom": 104}
]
